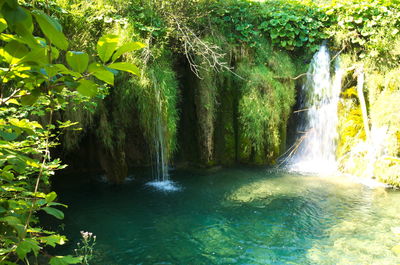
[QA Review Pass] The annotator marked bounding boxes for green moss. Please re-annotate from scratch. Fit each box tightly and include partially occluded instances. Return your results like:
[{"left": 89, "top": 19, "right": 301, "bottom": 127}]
[
  {"left": 194, "top": 68, "right": 218, "bottom": 165},
  {"left": 126, "top": 47, "right": 180, "bottom": 162},
  {"left": 215, "top": 75, "right": 237, "bottom": 165},
  {"left": 236, "top": 44, "right": 296, "bottom": 164}
]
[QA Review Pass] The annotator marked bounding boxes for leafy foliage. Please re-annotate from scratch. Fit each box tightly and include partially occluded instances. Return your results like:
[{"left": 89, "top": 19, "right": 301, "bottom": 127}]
[
  {"left": 210, "top": 0, "right": 329, "bottom": 51},
  {"left": 326, "top": 0, "right": 400, "bottom": 65},
  {"left": 0, "top": 0, "right": 142, "bottom": 263}
]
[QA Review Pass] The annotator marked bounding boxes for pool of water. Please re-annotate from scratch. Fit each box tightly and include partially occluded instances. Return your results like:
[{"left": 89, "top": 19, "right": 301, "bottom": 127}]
[{"left": 53, "top": 168, "right": 400, "bottom": 264}]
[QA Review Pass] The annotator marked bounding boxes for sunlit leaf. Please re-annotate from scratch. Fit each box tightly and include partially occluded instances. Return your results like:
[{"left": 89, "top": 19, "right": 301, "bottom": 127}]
[
  {"left": 66, "top": 51, "right": 89, "bottom": 73},
  {"left": 108, "top": 62, "right": 140, "bottom": 76},
  {"left": 96, "top": 34, "right": 119, "bottom": 63},
  {"left": 111, "top": 41, "right": 145, "bottom": 61},
  {"left": 49, "top": 255, "right": 82, "bottom": 265},
  {"left": 88, "top": 62, "right": 114, "bottom": 85},
  {"left": 76, "top": 79, "right": 98, "bottom": 97},
  {"left": 0, "top": 16, "right": 8, "bottom": 33},
  {"left": 40, "top": 235, "right": 66, "bottom": 247},
  {"left": 45, "top": 191, "right": 57, "bottom": 203},
  {"left": 53, "top": 64, "right": 82, "bottom": 78},
  {"left": 0, "top": 40, "right": 28, "bottom": 64}
]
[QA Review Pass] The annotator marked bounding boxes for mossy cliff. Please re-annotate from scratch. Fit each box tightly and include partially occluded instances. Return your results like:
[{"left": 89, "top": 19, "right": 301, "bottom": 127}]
[{"left": 51, "top": 0, "right": 400, "bottom": 186}]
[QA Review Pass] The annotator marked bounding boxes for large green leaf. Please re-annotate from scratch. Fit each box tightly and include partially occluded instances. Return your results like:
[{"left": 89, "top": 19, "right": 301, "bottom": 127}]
[
  {"left": 20, "top": 47, "right": 47, "bottom": 65},
  {"left": 42, "top": 206, "right": 64, "bottom": 220},
  {"left": 76, "top": 79, "right": 98, "bottom": 97},
  {"left": 50, "top": 256, "right": 82, "bottom": 265},
  {"left": 66, "top": 51, "right": 89, "bottom": 73},
  {"left": 0, "top": 40, "right": 28, "bottom": 64},
  {"left": 16, "top": 238, "right": 40, "bottom": 259},
  {"left": 88, "top": 62, "right": 114, "bottom": 85},
  {"left": 31, "top": 10, "right": 68, "bottom": 50},
  {"left": 108, "top": 62, "right": 140, "bottom": 76},
  {"left": 2, "top": 5, "right": 33, "bottom": 35},
  {"left": 111, "top": 41, "right": 145, "bottom": 61},
  {"left": 96, "top": 34, "right": 119, "bottom": 63}
]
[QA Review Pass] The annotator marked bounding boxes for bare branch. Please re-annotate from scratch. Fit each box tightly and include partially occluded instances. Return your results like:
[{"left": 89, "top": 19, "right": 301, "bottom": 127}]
[
  {"left": 274, "top": 72, "right": 309, "bottom": 81},
  {"left": 0, "top": 89, "right": 22, "bottom": 106},
  {"left": 170, "top": 15, "right": 244, "bottom": 80},
  {"left": 293, "top": 108, "right": 310, "bottom": 114},
  {"left": 330, "top": 45, "right": 346, "bottom": 63}
]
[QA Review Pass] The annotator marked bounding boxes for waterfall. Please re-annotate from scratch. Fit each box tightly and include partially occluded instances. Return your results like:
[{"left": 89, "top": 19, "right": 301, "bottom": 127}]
[
  {"left": 146, "top": 90, "right": 180, "bottom": 191},
  {"left": 153, "top": 112, "right": 169, "bottom": 182},
  {"left": 290, "top": 44, "right": 343, "bottom": 174}
]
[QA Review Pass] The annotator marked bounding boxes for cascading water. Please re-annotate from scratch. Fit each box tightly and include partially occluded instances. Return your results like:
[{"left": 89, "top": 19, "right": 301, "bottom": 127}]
[
  {"left": 290, "top": 44, "right": 343, "bottom": 174},
  {"left": 146, "top": 90, "right": 180, "bottom": 191},
  {"left": 153, "top": 112, "right": 168, "bottom": 182}
]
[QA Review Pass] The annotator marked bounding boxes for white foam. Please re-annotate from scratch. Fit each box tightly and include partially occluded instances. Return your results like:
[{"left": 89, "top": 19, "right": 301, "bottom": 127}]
[
  {"left": 145, "top": 180, "right": 181, "bottom": 192},
  {"left": 289, "top": 160, "right": 338, "bottom": 176},
  {"left": 344, "top": 174, "right": 389, "bottom": 189},
  {"left": 124, "top": 175, "right": 135, "bottom": 183}
]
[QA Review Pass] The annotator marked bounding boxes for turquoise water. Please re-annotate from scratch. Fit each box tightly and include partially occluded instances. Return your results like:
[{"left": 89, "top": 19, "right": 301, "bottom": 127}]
[{"left": 54, "top": 168, "right": 400, "bottom": 264}]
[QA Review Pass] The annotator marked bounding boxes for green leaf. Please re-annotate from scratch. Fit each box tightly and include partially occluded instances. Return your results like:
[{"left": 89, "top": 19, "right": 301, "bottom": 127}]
[
  {"left": 40, "top": 234, "right": 66, "bottom": 247},
  {"left": 20, "top": 47, "right": 47, "bottom": 65},
  {"left": 0, "top": 216, "right": 21, "bottom": 226},
  {"left": 1, "top": 170, "right": 14, "bottom": 181},
  {"left": 3, "top": 5, "right": 33, "bottom": 36},
  {"left": 0, "top": 216, "right": 25, "bottom": 237},
  {"left": 16, "top": 238, "right": 40, "bottom": 259},
  {"left": 96, "top": 34, "right": 119, "bottom": 63},
  {"left": 0, "top": 40, "right": 28, "bottom": 64},
  {"left": 53, "top": 64, "right": 82, "bottom": 78},
  {"left": 42, "top": 206, "right": 64, "bottom": 220},
  {"left": 47, "top": 202, "right": 67, "bottom": 208},
  {"left": 66, "top": 51, "right": 89, "bottom": 73},
  {"left": 20, "top": 94, "right": 39, "bottom": 106},
  {"left": 50, "top": 255, "right": 82, "bottom": 265},
  {"left": 76, "top": 79, "right": 98, "bottom": 97},
  {"left": 108, "top": 62, "right": 140, "bottom": 76},
  {"left": 111, "top": 41, "right": 145, "bottom": 61},
  {"left": 88, "top": 62, "right": 114, "bottom": 85},
  {"left": 0, "top": 16, "right": 8, "bottom": 33},
  {"left": 32, "top": 10, "right": 68, "bottom": 50},
  {"left": 45, "top": 191, "right": 57, "bottom": 203},
  {"left": 0, "top": 129, "right": 19, "bottom": 141}
]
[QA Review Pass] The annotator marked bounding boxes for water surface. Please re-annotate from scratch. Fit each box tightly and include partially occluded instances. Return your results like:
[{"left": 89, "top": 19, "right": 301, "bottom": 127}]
[{"left": 54, "top": 168, "right": 400, "bottom": 264}]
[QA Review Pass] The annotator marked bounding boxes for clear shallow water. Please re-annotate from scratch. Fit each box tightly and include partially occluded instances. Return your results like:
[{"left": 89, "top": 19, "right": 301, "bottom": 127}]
[{"left": 54, "top": 168, "right": 400, "bottom": 265}]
